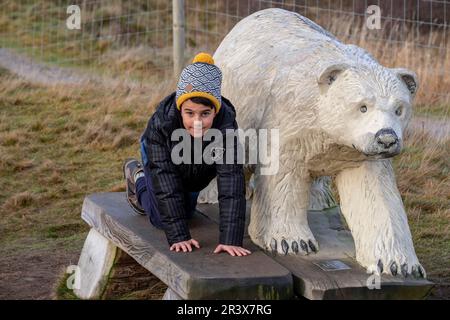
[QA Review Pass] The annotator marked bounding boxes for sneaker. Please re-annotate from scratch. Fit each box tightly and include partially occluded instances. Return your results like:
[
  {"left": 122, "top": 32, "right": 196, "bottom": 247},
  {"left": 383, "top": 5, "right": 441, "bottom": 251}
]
[{"left": 123, "top": 158, "right": 145, "bottom": 215}]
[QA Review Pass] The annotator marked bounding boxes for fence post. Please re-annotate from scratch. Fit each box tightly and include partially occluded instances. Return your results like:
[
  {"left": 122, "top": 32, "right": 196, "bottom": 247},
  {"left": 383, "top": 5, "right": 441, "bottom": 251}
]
[{"left": 173, "top": 0, "right": 185, "bottom": 79}]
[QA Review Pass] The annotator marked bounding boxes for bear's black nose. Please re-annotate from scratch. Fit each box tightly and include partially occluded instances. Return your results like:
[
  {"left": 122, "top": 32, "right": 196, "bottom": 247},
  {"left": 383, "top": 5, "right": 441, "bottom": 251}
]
[{"left": 375, "top": 128, "right": 399, "bottom": 149}]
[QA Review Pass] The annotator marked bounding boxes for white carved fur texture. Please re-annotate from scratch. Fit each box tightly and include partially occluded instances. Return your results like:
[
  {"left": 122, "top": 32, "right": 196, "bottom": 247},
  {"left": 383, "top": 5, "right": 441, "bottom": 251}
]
[{"left": 201, "top": 8, "right": 424, "bottom": 277}]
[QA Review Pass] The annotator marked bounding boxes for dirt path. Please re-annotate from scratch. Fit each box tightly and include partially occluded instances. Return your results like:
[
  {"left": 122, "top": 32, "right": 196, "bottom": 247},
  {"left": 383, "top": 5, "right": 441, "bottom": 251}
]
[
  {"left": 0, "top": 48, "right": 97, "bottom": 86},
  {"left": 0, "top": 249, "right": 80, "bottom": 299},
  {"left": 0, "top": 48, "right": 144, "bottom": 89}
]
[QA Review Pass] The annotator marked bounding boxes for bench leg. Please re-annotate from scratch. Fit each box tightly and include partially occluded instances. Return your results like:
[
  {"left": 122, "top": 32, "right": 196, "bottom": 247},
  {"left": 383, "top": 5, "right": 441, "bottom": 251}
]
[
  {"left": 162, "top": 288, "right": 184, "bottom": 300},
  {"left": 74, "top": 228, "right": 118, "bottom": 299}
]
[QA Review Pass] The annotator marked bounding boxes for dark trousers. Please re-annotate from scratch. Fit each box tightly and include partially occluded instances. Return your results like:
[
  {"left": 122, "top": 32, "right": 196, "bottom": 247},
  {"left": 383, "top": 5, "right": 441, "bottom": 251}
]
[{"left": 137, "top": 137, "right": 199, "bottom": 229}]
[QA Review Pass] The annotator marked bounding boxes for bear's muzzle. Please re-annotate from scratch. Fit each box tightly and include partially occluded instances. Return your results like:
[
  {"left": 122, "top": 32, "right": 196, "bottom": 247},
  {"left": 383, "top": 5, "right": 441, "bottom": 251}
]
[
  {"left": 375, "top": 128, "right": 399, "bottom": 149},
  {"left": 364, "top": 128, "right": 401, "bottom": 158}
]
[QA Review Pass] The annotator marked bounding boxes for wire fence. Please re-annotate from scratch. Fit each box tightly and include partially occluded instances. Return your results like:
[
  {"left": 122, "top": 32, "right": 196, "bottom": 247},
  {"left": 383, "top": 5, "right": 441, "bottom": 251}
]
[
  {"left": 0, "top": 0, "right": 449, "bottom": 104},
  {"left": 187, "top": 0, "right": 449, "bottom": 49}
]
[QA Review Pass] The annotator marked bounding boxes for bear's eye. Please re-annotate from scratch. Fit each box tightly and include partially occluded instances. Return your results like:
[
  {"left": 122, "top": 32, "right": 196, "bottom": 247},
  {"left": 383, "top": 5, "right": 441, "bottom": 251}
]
[
  {"left": 360, "top": 105, "right": 367, "bottom": 113},
  {"left": 395, "top": 106, "right": 403, "bottom": 116}
]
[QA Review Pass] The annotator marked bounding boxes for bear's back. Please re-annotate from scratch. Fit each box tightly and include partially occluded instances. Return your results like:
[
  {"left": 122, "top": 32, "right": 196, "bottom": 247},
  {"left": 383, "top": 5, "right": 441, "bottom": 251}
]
[
  {"left": 216, "top": 9, "right": 346, "bottom": 71},
  {"left": 214, "top": 8, "right": 381, "bottom": 130},
  {"left": 215, "top": 8, "right": 378, "bottom": 75}
]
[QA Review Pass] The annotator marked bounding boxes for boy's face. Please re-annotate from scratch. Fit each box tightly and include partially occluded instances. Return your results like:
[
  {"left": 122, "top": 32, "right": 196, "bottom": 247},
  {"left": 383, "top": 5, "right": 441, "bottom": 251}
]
[{"left": 181, "top": 99, "right": 216, "bottom": 138}]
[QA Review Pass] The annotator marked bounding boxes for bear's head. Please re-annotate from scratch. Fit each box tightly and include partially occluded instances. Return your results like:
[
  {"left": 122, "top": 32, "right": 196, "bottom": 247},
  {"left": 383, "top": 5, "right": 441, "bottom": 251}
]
[{"left": 315, "top": 62, "right": 418, "bottom": 159}]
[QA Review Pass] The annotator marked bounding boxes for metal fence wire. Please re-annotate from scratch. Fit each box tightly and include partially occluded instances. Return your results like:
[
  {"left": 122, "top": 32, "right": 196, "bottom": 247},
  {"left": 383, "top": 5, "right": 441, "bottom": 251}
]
[{"left": 0, "top": 0, "right": 448, "bottom": 104}]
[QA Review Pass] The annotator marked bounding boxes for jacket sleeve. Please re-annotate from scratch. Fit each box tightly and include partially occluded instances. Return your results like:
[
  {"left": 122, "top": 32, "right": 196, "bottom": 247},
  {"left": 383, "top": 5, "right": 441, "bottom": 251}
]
[
  {"left": 143, "top": 127, "right": 191, "bottom": 246},
  {"left": 215, "top": 120, "right": 246, "bottom": 246}
]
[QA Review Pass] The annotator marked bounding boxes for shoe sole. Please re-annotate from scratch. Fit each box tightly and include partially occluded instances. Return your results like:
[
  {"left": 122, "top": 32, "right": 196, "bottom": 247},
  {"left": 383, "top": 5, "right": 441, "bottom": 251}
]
[{"left": 123, "top": 158, "right": 146, "bottom": 216}]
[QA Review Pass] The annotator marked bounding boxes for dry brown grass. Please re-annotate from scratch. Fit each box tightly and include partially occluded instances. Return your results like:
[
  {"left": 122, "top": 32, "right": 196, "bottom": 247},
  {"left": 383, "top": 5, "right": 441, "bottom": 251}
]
[
  {"left": 109, "top": 182, "right": 126, "bottom": 192},
  {"left": 396, "top": 130, "right": 450, "bottom": 213},
  {"left": 0, "top": 130, "right": 22, "bottom": 146},
  {"left": 13, "top": 159, "right": 34, "bottom": 172},
  {"left": 0, "top": 67, "right": 175, "bottom": 238},
  {"left": 2, "top": 191, "right": 36, "bottom": 210}
]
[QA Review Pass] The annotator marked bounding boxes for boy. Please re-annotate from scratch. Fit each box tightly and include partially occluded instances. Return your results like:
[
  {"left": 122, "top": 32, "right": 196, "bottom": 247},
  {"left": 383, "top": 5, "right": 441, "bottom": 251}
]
[{"left": 123, "top": 53, "right": 251, "bottom": 257}]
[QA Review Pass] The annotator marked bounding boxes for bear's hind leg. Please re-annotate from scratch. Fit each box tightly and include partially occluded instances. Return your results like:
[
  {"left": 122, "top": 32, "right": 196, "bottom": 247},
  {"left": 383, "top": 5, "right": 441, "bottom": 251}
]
[
  {"left": 309, "top": 176, "right": 337, "bottom": 211},
  {"left": 197, "top": 178, "right": 218, "bottom": 204}
]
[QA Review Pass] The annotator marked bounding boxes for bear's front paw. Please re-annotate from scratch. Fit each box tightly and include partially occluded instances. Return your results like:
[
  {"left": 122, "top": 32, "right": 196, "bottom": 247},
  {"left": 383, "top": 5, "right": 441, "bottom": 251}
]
[
  {"left": 267, "top": 234, "right": 319, "bottom": 256},
  {"left": 366, "top": 258, "right": 426, "bottom": 279}
]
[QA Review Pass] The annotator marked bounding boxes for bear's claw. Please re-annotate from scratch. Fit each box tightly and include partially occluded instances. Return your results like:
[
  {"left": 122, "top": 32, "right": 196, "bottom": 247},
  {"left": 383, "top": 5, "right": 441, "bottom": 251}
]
[
  {"left": 308, "top": 240, "right": 317, "bottom": 253},
  {"left": 411, "top": 265, "right": 419, "bottom": 278},
  {"left": 410, "top": 264, "right": 426, "bottom": 278},
  {"left": 401, "top": 263, "right": 408, "bottom": 277},
  {"left": 369, "top": 260, "right": 426, "bottom": 278},
  {"left": 390, "top": 261, "right": 398, "bottom": 276},
  {"left": 266, "top": 237, "right": 318, "bottom": 256},
  {"left": 411, "top": 265, "right": 426, "bottom": 278},
  {"left": 281, "top": 239, "right": 289, "bottom": 255},
  {"left": 418, "top": 265, "right": 426, "bottom": 278},
  {"left": 377, "top": 259, "right": 384, "bottom": 274},
  {"left": 300, "top": 240, "right": 308, "bottom": 253},
  {"left": 270, "top": 238, "right": 277, "bottom": 252}
]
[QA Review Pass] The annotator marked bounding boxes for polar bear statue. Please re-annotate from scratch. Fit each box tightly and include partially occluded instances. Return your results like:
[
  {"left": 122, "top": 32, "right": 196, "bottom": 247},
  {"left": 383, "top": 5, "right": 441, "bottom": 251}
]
[{"left": 200, "top": 8, "right": 425, "bottom": 278}]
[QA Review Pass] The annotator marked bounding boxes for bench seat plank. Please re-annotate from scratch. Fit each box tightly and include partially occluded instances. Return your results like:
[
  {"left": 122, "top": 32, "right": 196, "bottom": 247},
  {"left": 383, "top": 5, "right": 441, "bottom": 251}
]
[{"left": 81, "top": 192, "right": 293, "bottom": 300}]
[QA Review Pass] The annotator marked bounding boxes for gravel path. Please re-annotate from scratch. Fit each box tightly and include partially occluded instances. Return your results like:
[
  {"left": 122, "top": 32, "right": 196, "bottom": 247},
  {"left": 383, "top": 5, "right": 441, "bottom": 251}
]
[{"left": 0, "top": 48, "right": 144, "bottom": 89}]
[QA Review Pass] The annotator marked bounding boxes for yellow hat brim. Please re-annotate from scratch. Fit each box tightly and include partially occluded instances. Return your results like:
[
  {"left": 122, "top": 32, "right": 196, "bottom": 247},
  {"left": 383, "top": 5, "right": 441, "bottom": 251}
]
[{"left": 176, "top": 92, "right": 221, "bottom": 113}]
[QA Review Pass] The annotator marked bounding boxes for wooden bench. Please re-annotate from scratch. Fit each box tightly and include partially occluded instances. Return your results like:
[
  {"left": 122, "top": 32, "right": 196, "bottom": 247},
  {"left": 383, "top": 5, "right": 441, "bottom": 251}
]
[
  {"left": 74, "top": 192, "right": 293, "bottom": 300},
  {"left": 74, "top": 192, "right": 433, "bottom": 300}
]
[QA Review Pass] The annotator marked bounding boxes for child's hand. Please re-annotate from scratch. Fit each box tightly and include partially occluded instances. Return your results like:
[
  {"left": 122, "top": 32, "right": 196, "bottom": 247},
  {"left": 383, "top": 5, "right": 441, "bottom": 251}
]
[
  {"left": 213, "top": 244, "right": 252, "bottom": 256},
  {"left": 170, "top": 239, "right": 200, "bottom": 252}
]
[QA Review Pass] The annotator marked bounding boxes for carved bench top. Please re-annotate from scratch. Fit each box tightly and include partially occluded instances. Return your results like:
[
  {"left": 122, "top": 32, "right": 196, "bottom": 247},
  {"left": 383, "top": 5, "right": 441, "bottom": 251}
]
[{"left": 81, "top": 192, "right": 293, "bottom": 300}]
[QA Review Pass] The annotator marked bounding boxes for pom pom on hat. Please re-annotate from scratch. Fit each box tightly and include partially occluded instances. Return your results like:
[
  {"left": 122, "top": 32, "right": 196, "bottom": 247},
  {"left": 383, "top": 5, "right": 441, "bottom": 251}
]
[{"left": 192, "top": 52, "right": 215, "bottom": 65}]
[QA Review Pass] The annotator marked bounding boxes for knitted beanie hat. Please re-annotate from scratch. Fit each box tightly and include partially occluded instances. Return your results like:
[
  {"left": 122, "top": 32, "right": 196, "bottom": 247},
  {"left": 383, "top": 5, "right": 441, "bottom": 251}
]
[{"left": 176, "top": 52, "right": 222, "bottom": 113}]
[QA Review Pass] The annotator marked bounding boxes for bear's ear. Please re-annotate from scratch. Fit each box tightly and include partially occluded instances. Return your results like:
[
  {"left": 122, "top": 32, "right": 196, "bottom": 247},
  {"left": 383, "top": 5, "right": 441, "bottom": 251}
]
[
  {"left": 391, "top": 68, "right": 419, "bottom": 96},
  {"left": 317, "top": 63, "right": 350, "bottom": 92}
]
